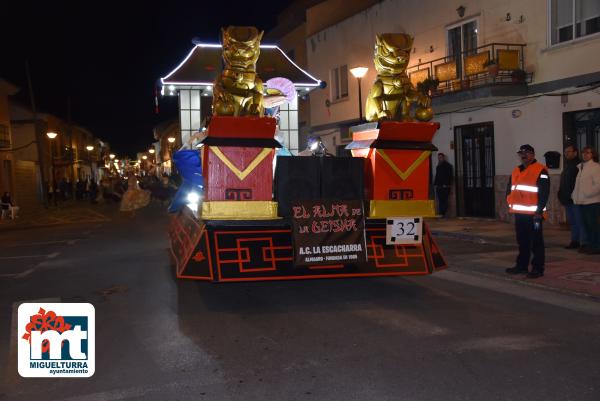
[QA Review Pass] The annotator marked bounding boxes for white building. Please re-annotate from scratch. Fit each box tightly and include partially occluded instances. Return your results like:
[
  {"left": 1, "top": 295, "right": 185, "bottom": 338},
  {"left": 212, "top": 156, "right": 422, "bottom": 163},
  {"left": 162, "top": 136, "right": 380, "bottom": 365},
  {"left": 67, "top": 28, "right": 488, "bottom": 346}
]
[{"left": 306, "top": 0, "right": 600, "bottom": 222}]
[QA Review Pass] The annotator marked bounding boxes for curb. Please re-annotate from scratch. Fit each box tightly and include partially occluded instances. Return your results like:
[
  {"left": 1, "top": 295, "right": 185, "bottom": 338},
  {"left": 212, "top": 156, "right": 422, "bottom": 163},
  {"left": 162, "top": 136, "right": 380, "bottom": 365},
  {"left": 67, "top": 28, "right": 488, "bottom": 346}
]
[
  {"left": 431, "top": 229, "right": 568, "bottom": 248},
  {"left": 448, "top": 266, "right": 600, "bottom": 303}
]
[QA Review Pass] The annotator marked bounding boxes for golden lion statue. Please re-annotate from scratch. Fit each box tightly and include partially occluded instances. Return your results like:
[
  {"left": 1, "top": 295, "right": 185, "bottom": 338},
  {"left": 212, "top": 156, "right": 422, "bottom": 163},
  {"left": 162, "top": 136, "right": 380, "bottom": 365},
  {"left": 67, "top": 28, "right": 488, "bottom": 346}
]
[
  {"left": 365, "top": 33, "right": 432, "bottom": 122},
  {"left": 213, "top": 26, "right": 264, "bottom": 116}
]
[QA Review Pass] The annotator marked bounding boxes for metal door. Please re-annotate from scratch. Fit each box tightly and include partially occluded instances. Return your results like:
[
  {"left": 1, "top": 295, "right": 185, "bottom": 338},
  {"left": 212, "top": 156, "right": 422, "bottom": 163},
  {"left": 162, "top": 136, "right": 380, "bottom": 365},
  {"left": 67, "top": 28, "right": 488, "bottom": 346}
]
[{"left": 455, "top": 123, "right": 495, "bottom": 217}]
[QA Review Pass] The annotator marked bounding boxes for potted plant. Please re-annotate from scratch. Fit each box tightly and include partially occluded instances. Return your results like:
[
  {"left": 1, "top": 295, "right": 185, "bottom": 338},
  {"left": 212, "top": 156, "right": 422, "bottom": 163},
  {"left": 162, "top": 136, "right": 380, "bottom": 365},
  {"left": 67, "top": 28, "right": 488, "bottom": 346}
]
[
  {"left": 511, "top": 69, "right": 527, "bottom": 84},
  {"left": 417, "top": 77, "right": 440, "bottom": 96},
  {"left": 483, "top": 59, "right": 499, "bottom": 77}
]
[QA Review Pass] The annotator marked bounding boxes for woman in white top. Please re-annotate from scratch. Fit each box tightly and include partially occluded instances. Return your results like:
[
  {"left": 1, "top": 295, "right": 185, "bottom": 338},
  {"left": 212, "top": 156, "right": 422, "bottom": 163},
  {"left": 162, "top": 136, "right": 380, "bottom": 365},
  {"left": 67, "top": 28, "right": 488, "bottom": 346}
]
[{"left": 572, "top": 147, "right": 600, "bottom": 254}]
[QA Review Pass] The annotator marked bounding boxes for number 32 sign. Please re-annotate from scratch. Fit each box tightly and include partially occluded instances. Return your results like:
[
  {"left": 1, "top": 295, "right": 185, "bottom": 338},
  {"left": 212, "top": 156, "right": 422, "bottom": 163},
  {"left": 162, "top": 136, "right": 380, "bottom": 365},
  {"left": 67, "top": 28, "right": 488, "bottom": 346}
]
[{"left": 386, "top": 217, "right": 423, "bottom": 245}]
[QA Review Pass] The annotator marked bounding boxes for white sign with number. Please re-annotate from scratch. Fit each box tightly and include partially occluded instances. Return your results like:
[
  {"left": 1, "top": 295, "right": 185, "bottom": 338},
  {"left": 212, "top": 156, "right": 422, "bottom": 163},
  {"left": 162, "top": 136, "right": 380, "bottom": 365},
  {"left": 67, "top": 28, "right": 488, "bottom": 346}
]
[{"left": 385, "top": 217, "right": 423, "bottom": 245}]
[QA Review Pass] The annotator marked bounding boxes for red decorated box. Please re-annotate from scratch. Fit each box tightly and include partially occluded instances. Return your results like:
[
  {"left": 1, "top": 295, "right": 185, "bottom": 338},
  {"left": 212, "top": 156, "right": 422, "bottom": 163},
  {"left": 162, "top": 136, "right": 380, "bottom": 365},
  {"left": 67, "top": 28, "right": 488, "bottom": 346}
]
[{"left": 202, "top": 116, "right": 278, "bottom": 201}]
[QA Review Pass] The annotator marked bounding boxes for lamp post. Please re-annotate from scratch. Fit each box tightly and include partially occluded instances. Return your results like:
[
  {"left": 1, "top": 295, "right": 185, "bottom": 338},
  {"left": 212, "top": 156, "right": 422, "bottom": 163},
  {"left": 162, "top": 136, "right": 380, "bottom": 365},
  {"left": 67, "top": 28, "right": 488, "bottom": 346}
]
[
  {"left": 350, "top": 67, "right": 369, "bottom": 122},
  {"left": 109, "top": 153, "right": 116, "bottom": 175},
  {"left": 46, "top": 132, "right": 58, "bottom": 205},
  {"left": 86, "top": 145, "right": 94, "bottom": 180},
  {"left": 167, "top": 136, "right": 176, "bottom": 175}
]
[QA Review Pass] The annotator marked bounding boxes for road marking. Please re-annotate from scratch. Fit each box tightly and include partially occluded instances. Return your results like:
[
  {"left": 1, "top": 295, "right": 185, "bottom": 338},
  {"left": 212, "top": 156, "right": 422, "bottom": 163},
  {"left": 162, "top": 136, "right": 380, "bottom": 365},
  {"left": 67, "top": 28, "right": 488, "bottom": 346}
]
[
  {"left": 5, "top": 239, "right": 83, "bottom": 247},
  {"left": 0, "top": 255, "right": 53, "bottom": 260},
  {"left": 14, "top": 268, "right": 36, "bottom": 278},
  {"left": 47, "top": 252, "right": 59, "bottom": 259}
]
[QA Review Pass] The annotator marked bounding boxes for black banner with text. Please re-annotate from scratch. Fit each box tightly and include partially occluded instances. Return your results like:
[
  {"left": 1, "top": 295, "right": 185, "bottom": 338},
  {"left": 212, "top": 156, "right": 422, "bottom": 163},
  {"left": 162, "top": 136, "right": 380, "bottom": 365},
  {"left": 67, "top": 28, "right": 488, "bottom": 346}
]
[{"left": 291, "top": 200, "right": 367, "bottom": 266}]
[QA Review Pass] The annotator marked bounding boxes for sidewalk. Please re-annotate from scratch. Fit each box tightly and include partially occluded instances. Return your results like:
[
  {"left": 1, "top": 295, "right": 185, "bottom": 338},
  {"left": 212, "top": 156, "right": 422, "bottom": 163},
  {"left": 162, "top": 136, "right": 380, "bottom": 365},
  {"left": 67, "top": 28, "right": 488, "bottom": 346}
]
[
  {"left": 428, "top": 217, "right": 600, "bottom": 300},
  {"left": 0, "top": 200, "right": 113, "bottom": 231}
]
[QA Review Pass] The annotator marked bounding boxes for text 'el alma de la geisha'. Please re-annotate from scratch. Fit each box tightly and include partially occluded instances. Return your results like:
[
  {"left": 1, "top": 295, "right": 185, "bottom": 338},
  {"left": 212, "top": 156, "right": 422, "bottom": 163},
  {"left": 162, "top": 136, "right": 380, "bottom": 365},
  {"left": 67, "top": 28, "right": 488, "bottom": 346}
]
[{"left": 293, "top": 204, "right": 363, "bottom": 234}]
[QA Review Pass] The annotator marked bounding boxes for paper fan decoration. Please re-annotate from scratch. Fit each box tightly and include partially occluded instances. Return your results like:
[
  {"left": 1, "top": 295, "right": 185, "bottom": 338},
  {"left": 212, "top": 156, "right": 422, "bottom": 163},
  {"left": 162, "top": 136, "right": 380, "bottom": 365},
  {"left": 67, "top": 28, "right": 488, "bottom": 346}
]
[{"left": 265, "top": 78, "right": 296, "bottom": 103}]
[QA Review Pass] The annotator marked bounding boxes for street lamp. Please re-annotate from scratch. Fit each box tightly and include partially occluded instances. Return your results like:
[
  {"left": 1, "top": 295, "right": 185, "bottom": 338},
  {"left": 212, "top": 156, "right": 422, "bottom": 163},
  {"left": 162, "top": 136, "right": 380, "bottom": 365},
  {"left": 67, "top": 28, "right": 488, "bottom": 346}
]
[
  {"left": 86, "top": 145, "right": 94, "bottom": 179},
  {"left": 350, "top": 67, "right": 369, "bottom": 122},
  {"left": 167, "top": 136, "right": 176, "bottom": 144},
  {"left": 142, "top": 155, "right": 148, "bottom": 160},
  {"left": 109, "top": 153, "right": 115, "bottom": 160},
  {"left": 149, "top": 148, "right": 155, "bottom": 154},
  {"left": 46, "top": 132, "right": 58, "bottom": 205}
]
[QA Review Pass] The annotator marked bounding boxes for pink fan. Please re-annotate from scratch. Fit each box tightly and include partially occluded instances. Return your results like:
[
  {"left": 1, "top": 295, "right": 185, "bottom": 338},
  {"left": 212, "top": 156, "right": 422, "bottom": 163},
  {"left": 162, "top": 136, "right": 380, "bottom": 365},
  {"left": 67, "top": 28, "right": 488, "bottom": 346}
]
[{"left": 265, "top": 77, "right": 296, "bottom": 108}]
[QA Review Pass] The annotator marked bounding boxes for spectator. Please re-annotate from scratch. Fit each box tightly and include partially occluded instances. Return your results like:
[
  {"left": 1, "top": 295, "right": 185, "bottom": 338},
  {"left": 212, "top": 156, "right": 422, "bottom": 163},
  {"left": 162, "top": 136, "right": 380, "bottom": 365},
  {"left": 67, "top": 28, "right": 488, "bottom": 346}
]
[
  {"left": 1, "top": 191, "right": 19, "bottom": 219},
  {"left": 76, "top": 179, "right": 85, "bottom": 200},
  {"left": 89, "top": 178, "right": 98, "bottom": 204},
  {"left": 434, "top": 152, "right": 453, "bottom": 217},
  {"left": 572, "top": 146, "right": 600, "bottom": 255},
  {"left": 557, "top": 145, "right": 585, "bottom": 249}
]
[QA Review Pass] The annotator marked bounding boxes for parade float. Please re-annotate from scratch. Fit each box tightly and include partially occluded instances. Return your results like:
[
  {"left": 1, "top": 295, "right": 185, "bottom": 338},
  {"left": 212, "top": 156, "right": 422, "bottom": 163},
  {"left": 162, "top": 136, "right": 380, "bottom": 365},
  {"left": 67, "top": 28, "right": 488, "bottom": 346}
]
[{"left": 167, "top": 26, "right": 447, "bottom": 282}]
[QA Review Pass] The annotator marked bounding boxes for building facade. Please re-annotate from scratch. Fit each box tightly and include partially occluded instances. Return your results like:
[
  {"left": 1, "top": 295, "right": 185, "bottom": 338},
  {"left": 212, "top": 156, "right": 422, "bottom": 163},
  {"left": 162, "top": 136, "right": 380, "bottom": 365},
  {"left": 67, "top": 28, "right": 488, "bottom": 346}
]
[
  {"left": 306, "top": 0, "right": 600, "bottom": 223},
  {"left": 0, "top": 79, "right": 19, "bottom": 203},
  {"left": 9, "top": 101, "right": 107, "bottom": 208}
]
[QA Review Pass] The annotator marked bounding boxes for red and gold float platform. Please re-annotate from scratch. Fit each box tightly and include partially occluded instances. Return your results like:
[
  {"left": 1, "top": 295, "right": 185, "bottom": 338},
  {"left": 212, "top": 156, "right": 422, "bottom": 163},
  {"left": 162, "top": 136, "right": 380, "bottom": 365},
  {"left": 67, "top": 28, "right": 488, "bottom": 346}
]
[{"left": 169, "top": 116, "right": 447, "bottom": 282}]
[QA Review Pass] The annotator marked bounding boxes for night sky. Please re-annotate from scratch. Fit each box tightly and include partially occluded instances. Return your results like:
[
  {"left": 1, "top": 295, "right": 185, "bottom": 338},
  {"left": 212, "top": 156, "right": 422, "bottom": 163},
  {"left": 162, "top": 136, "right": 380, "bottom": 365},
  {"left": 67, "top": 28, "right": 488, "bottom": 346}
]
[{"left": 1, "top": 1, "right": 291, "bottom": 157}]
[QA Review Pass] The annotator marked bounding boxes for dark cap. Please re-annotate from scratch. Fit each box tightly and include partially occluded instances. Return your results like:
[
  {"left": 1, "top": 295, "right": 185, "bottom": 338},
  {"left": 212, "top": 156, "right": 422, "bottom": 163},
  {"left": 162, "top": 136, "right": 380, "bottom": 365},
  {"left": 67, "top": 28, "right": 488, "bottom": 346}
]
[{"left": 517, "top": 144, "right": 535, "bottom": 154}]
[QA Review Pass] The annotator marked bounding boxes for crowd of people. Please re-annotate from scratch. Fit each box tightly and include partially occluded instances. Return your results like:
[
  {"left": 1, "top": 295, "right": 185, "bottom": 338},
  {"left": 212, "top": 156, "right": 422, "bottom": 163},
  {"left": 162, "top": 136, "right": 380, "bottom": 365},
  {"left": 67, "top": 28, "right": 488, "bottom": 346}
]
[
  {"left": 431, "top": 143, "right": 599, "bottom": 279},
  {"left": 559, "top": 145, "right": 600, "bottom": 255}
]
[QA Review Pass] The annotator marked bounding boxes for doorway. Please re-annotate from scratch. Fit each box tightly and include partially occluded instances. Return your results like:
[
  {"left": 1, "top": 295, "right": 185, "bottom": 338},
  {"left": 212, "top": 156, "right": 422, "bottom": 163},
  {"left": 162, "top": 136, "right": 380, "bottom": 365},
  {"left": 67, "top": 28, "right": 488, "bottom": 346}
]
[
  {"left": 566, "top": 109, "right": 600, "bottom": 152},
  {"left": 454, "top": 122, "right": 495, "bottom": 217}
]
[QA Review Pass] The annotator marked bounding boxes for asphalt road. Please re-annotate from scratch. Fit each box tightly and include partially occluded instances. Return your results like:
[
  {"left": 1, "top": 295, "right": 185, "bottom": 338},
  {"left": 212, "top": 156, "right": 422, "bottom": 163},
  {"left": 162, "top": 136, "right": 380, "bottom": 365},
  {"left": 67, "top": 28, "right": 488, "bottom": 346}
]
[{"left": 1, "top": 204, "right": 599, "bottom": 401}]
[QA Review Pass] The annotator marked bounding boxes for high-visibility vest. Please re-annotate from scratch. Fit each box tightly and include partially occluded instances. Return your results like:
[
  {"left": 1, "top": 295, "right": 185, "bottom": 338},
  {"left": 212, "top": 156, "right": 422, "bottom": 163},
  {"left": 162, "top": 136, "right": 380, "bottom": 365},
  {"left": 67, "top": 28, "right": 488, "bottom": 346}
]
[{"left": 507, "top": 162, "right": 549, "bottom": 216}]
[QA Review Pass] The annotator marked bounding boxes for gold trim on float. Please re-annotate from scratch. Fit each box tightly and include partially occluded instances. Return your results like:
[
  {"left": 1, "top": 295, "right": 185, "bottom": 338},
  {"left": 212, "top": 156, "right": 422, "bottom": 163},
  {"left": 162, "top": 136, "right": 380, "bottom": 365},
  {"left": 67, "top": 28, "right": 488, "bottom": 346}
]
[
  {"left": 201, "top": 201, "right": 279, "bottom": 220},
  {"left": 377, "top": 150, "right": 431, "bottom": 181},
  {"left": 210, "top": 147, "right": 272, "bottom": 181},
  {"left": 369, "top": 200, "right": 436, "bottom": 218}
]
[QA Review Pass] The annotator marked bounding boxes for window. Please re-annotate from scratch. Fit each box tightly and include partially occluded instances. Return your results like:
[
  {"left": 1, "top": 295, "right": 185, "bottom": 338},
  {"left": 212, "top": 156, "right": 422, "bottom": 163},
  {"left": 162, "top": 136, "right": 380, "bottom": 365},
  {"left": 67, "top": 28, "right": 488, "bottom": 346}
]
[
  {"left": 179, "top": 89, "right": 202, "bottom": 146},
  {"left": 551, "top": 0, "right": 600, "bottom": 45},
  {"left": 0, "top": 124, "right": 9, "bottom": 148},
  {"left": 447, "top": 20, "right": 478, "bottom": 79},
  {"left": 330, "top": 65, "right": 348, "bottom": 101},
  {"left": 278, "top": 94, "right": 299, "bottom": 154}
]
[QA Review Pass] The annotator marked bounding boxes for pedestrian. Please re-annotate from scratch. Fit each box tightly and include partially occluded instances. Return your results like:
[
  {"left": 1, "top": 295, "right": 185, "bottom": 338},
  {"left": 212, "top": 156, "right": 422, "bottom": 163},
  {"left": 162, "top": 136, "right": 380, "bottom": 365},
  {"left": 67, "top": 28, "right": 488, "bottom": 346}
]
[
  {"left": 572, "top": 146, "right": 600, "bottom": 254},
  {"left": 557, "top": 144, "right": 585, "bottom": 249},
  {"left": 76, "top": 179, "right": 84, "bottom": 200},
  {"left": 434, "top": 152, "right": 453, "bottom": 217},
  {"left": 1, "top": 191, "right": 19, "bottom": 219},
  {"left": 505, "top": 144, "right": 550, "bottom": 279},
  {"left": 89, "top": 178, "right": 98, "bottom": 204}
]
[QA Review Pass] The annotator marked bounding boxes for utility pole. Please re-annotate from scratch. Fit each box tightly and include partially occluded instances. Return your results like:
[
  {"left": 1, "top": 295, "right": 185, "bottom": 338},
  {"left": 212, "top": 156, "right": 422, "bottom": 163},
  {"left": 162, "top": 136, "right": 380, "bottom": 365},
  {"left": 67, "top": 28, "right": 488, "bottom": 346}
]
[{"left": 25, "top": 60, "right": 49, "bottom": 208}]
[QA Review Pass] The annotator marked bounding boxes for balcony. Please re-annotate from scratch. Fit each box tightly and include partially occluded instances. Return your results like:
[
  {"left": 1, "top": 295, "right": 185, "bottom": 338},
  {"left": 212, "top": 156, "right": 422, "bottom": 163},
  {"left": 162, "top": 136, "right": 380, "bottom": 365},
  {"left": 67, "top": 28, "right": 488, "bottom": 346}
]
[{"left": 407, "top": 43, "right": 532, "bottom": 111}]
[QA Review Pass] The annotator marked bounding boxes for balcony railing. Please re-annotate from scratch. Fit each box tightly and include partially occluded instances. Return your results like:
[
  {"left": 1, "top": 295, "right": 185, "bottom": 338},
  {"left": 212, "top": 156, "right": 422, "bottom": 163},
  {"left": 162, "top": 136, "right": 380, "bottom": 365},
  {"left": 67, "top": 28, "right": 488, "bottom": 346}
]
[{"left": 407, "top": 42, "right": 531, "bottom": 95}]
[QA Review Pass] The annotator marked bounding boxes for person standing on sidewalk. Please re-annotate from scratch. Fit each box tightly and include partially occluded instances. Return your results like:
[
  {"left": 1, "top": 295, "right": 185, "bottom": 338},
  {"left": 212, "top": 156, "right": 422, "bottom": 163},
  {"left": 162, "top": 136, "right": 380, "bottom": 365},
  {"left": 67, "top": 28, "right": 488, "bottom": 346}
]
[
  {"left": 506, "top": 144, "right": 550, "bottom": 279},
  {"left": 434, "top": 153, "right": 453, "bottom": 217},
  {"left": 572, "top": 146, "right": 600, "bottom": 255},
  {"left": 558, "top": 144, "right": 585, "bottom": 249}
]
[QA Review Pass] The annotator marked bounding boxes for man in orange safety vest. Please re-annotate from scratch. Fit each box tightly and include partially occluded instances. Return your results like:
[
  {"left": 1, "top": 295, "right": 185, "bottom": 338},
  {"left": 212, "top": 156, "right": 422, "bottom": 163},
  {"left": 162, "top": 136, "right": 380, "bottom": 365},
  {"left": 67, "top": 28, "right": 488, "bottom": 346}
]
[{"left": 505, "top": 144, "right": 550, "bottom": 279}]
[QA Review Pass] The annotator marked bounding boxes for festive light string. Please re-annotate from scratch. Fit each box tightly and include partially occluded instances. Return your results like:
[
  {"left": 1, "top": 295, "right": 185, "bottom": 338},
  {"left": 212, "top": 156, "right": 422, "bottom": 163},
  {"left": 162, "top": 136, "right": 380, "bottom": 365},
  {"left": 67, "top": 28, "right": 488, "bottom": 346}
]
[{"left": 161, "top": 43, "right": 321, "bottom": 88}]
